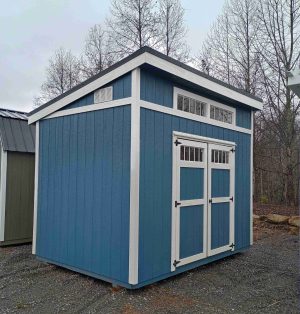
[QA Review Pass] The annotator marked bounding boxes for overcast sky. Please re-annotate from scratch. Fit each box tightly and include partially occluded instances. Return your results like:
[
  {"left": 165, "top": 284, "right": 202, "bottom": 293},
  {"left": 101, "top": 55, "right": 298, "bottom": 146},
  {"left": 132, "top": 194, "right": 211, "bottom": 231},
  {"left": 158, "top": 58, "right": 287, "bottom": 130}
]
[{"left": 0, "top": 0, "right": 225, "bottom": 112}]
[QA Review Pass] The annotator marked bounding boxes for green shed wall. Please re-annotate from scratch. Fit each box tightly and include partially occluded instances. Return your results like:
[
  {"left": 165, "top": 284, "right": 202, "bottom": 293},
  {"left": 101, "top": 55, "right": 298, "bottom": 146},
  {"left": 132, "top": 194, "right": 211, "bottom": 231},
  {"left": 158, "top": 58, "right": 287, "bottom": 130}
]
[{"left": 3, "top": 152, "right": 35, "bottom": 244}]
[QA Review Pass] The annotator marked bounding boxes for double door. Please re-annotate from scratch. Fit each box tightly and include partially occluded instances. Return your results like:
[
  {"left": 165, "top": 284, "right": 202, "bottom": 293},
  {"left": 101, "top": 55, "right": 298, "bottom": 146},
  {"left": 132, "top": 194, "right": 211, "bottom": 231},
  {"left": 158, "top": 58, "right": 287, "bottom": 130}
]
[{"left": 172, "top": 136, "right": 235, "bottom": 270}]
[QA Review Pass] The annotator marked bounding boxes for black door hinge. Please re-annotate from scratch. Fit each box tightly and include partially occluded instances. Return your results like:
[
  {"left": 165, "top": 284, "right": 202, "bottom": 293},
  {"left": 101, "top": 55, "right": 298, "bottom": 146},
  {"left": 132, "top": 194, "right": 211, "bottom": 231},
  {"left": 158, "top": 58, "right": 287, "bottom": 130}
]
[
  {"left": 175, "top": 200, "right": 181, "bottom": 207},
  {"left": 230, "top": 196, "right": 234, "bottom": 202},
  {"left": 209, "top": 198, "right": 212, "bottom": 203},
  {"left": 173, "top": 260, "right": 180, "bottom": 267},
  {"left": 229, "top": 243, "right": 235, "bottom": 250},
  {"left": 174, "top": 139, "right": 182, "bottom": 146},
  {"left": 230, "top": 148, "right": 235, "bottom": 153}
]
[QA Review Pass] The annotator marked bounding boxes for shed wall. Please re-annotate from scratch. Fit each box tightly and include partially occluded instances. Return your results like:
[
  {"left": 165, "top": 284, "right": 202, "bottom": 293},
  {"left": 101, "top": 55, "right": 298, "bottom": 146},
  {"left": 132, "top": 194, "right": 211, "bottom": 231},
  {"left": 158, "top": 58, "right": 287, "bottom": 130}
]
[
  {"left": 61, "top": 72, "right": 132, "bottom": 111},
  {"left": 140, "top": 69, "right": 252, "bottom": 129},
  {"left": 138, "top": 108, "right": 251, "bottom": 283},
  {"left": 4, "top": 152, "right": 35, "bottom": 243},
  {"left": 36, "top": 105, "right": 131, "bottom": 284}
]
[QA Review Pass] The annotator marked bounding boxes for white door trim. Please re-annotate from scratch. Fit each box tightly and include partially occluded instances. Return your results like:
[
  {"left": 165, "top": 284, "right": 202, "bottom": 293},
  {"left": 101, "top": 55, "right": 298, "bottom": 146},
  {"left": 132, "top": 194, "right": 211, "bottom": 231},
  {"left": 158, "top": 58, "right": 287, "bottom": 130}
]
[{"left": 207, "top": 143, "right": 235, "bottom": 257}]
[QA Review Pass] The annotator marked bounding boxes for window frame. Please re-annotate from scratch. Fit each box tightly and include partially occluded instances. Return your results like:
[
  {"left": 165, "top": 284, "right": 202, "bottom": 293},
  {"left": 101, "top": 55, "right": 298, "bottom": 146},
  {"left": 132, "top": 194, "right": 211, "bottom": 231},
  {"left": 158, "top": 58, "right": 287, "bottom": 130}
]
[{"left": 173, "top": 87, "right": 236, "bottom": 126}]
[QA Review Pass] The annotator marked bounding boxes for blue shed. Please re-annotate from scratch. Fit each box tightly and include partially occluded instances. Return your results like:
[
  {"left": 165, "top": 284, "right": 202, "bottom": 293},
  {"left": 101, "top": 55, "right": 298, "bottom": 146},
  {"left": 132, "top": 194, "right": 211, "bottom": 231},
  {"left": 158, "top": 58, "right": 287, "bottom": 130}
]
[{"left": 28, "top": 47, "right": 263, "bottom": 289}]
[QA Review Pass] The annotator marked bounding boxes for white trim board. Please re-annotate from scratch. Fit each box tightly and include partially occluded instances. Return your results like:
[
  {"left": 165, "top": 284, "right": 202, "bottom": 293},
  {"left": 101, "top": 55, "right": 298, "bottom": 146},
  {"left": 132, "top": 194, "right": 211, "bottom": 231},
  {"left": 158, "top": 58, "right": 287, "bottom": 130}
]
[
  {"left": 128, "top": 68, "right": 141, "bottom": 285},
  {"left": 141, "top": 100, "right": 252, "bottom": 135},
  {"left": 0, "top": 149, "right": 7, "bottom": 242},
  {"left": 250, "top": 111, "right": 254, "bottom": 245},
  {"left": 28, "top": 50, "right": 262, "bottom": 124},
  {"left": 32, "top": 121, "right": 39, "bottom": 254},
  {"left": 46, "top": 98, "right": 133, "bottom": 119}
]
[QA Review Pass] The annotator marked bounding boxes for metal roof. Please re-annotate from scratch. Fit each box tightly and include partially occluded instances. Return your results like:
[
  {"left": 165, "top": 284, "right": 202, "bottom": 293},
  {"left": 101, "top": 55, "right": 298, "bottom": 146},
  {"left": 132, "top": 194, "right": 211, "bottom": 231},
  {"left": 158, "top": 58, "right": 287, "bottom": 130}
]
[
  {"left": 28, "top": 46, "right": 262, "bottom": 118},
  {"left": 0, "top": 108, "right": 28, "bottom": 120},
  {"left": 0, "top": 109, "right": 35, "bottom": 153}
]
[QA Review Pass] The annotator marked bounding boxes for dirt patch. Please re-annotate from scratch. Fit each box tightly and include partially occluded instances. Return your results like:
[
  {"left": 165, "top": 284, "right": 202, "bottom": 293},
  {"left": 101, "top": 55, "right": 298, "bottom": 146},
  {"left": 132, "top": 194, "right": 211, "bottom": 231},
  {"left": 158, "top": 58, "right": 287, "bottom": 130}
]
[{"left": 254, "top": 203, "right": 299, "bottom": 216}]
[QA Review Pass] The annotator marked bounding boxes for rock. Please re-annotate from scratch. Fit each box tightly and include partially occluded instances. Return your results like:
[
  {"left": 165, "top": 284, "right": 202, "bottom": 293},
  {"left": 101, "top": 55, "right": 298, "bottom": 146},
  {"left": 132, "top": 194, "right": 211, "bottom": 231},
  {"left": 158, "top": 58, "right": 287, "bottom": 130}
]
[
  {"left": 253, "top": 214, "right": 260, "bottom": 220},
  {"left": 266, "top": 214, "right": 289, "bottom": 224},
  {"left": 289, "top": 226, "right": 299, "bottom": 236},
  {"left": 288, "top": 216, "right": 300, "bottom": 227}
]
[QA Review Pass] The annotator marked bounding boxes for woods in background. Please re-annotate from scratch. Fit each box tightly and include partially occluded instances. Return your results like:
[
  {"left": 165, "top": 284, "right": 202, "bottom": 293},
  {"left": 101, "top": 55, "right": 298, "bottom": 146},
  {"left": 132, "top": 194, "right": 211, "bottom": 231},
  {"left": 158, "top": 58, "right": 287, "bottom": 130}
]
[
  {"left": 35, "top": 0, "right": 300, "bottom": 207},
  {"left": 198, "top": 0, "right": 300, "bottom": 207}
]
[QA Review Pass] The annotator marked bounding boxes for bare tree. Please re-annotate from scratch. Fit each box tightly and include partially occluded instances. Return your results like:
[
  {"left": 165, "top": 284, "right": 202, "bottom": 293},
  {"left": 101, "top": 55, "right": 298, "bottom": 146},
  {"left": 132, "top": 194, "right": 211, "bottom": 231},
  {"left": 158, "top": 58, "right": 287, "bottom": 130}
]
[
  {"left": 81, "top": 24, "right": 115, "bottom": 79},
  {"left": 157, "top": 0, "right": 189, "bottom": 61},
  {"left": 34, "top": 48, "right": 81, "bottom": 106},
  {"left": 106, "top": 0, "right": 159, "bottom": 57},
  {"left": 254, "top": 0, "right": 300, "bottom": 206},
  {"left": 197, "top": 0, "right": 260, "bottom": 94}
]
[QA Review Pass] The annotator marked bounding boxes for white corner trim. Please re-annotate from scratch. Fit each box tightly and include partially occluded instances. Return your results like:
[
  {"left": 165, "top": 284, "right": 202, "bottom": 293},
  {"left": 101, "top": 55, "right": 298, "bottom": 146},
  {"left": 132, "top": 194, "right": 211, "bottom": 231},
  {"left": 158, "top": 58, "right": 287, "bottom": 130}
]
[
  {"left": 140, "top": 100, "right": 252, "bottom": 135},
  {"left": 144, "top": 52, "right": 262, "bottom": 110},
  {"left": 32, "top": 121, "right": 39, "bottom": 254},
  {"left": 250, "top": 111, "right": 254, "bottom": 245},
  {"left": 0, "top": 149, "right": 7, "bottom": 242},
  {"left": 128, "top": 67, "right": 141, "bottom": 285},
  {"left": 28, "top": 54, "right": 147, "bottom": 124},
  {"left": 45, "top": 97, "right": 133, "bottom": 120}
]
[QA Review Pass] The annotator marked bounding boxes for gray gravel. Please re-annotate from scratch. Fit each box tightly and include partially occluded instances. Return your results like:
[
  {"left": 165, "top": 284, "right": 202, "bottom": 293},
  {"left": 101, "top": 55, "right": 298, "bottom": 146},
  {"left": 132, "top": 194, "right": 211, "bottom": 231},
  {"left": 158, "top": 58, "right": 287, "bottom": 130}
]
[{"left": 0, "top": 232, "right": 299, "bottom": 314}]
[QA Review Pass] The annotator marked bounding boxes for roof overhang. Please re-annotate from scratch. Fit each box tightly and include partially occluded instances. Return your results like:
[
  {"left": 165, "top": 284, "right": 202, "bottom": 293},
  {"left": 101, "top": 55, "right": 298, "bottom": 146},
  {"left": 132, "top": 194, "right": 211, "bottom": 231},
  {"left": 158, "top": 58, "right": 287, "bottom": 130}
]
[
  {"left": 288, "top": 69, "right": 300, "bottom": 97},
  {"left": 28, "top": 47, "right": 263, "bottom": 124}
]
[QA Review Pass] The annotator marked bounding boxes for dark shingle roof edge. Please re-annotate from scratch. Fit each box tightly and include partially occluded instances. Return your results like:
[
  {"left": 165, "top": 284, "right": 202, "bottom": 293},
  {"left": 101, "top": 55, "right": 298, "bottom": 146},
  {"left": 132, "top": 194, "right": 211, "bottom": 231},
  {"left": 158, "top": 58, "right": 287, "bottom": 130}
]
[{"left": 28, "top": 46, "right": 262, "bottom": 117}]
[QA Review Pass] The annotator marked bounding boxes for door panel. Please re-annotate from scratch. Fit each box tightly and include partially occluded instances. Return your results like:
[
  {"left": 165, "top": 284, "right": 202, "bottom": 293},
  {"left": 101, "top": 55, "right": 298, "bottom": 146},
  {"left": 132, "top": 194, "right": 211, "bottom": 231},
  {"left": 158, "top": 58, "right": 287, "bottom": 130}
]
[
  {"left": 211, "top": 202, "right": 230, "bottom": 250},
  {"left": 180, "top": 205, "right": 204, "bottom": 259},
  {"left": 180, "top": 168, "right": 204, "bottom": 200},
  {"left": 211, "top": 169, "right": 230, "bottom": 198}
]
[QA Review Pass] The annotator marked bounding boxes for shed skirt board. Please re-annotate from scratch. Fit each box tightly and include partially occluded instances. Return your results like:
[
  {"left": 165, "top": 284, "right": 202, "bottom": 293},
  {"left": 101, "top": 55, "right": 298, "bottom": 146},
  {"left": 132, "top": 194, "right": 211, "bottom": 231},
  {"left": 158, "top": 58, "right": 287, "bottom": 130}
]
[{"left": 36, "top": 247, "right": 247, "bottom": 289}]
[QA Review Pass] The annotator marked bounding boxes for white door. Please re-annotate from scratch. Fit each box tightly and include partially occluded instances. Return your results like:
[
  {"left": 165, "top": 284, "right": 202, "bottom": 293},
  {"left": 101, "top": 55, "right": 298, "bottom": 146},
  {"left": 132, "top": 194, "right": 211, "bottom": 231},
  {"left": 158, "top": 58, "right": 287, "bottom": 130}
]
[
  {"left": 207, "top": 144, "right": 235, "bottom": 256},
  {"left": 172, "top": 138, "right": 207, "bottom": 270},
  {"left": 171, "top": 136, "right": 235, "bottom": 271}
]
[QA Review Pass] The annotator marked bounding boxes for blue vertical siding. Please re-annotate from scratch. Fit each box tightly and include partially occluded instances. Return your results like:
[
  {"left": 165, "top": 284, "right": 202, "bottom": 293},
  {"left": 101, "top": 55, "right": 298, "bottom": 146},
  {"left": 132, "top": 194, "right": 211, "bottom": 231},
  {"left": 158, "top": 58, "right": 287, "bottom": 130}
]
[
  {"left": 139, "top": 108, "right": 251, "bottom": 283},
  {"left": 236, "top": 107, "right": 251, "bottom": 129},
  {"left": 140, "top": 69, "right": 173, "bottom": 107},
  {"left": 140, "top": 68, "right": 252, "bottom": 130},
  {"left": 61, "top": 72, "right": 132, "bottom": 111},
  {"left": 36, "top": 105, "right": 131, "bottom": 284}
]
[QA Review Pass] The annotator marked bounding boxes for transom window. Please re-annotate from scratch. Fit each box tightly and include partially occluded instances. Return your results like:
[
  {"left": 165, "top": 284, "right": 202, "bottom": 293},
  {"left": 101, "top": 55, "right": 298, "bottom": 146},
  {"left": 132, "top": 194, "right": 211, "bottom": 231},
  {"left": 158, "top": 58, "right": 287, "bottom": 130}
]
[
  {"left": 177, "top": 94, "right": 206, "bottom": 117},
  {"left": 210, "top": 105, "right": 233, "bottom": 124},
  {"left": 180, "top": 145, "right": 203, "bottom": 162},
  {"left": 211, "top": 149, "right": 229, "bottom": 164}
]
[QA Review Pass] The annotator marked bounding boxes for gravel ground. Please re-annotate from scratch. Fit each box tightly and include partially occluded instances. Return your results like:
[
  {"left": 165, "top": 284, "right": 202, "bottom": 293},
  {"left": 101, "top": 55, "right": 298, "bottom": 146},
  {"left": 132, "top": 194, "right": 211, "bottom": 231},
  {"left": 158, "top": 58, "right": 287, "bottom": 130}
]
[{"left": 0, "top": 227, "right": 299, "bottom": 314}]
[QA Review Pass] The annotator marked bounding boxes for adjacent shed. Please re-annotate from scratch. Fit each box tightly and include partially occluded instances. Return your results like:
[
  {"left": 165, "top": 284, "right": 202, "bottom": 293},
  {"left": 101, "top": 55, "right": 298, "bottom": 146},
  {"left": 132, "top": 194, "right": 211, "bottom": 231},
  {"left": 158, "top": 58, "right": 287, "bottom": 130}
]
[
  {"left": 28, "top": 47, "right": 263, "bottom": 289},
  {"left": 0, "top": 109, "right": 35, "bottom": 246}
]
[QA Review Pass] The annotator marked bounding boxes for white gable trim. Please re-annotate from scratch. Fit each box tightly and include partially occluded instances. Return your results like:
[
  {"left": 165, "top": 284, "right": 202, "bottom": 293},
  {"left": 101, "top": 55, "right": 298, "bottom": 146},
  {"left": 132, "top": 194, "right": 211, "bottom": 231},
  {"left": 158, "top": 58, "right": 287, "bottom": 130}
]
[{"left": 29, "top": 51, "right": 262, "bottom": 124}]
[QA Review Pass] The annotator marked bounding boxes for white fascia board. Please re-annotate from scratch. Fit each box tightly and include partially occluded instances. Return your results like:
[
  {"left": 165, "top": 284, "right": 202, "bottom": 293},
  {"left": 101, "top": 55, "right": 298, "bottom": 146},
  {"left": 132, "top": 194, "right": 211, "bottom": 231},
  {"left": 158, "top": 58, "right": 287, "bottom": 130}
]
[
  {"left": 144, "top": 53, "right": 263, "bottom": 110},
  {"left": 28, "top": 54, "right": 147, "bottom": 124}
]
